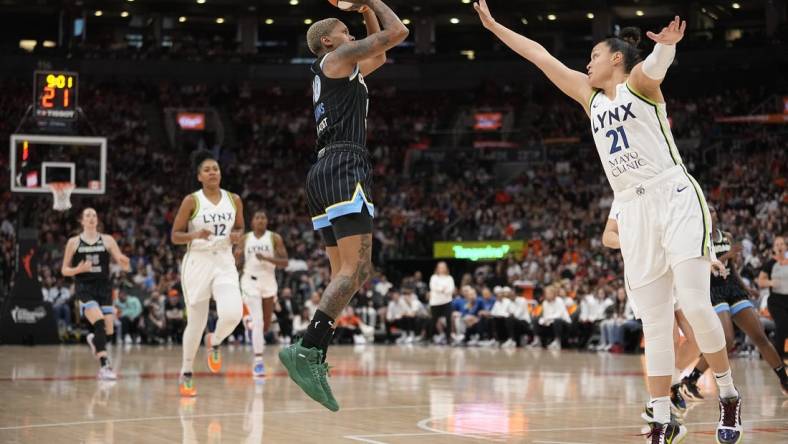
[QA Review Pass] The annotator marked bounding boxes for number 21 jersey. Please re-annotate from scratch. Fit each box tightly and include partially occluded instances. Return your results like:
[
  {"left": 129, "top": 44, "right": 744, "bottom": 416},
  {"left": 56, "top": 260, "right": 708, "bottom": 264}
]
[
  {"left": 589, "top": 82, "right": 684, "bottom": 193},
  {"left": 188, "top": 189, "right": 236, "bottom": 252}
]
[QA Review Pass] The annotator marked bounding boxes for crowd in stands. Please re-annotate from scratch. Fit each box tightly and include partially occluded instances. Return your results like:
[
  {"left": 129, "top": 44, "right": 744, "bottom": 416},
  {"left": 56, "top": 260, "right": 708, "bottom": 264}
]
[{"left": 0, "top": 77, "right": 784, "bottom": 356}]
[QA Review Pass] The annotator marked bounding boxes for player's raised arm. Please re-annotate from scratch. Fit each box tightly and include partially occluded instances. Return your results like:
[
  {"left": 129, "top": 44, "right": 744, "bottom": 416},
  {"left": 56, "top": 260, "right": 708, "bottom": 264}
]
[
  {"left": 358, "top": 7, "right": 387, "bottom": 76},
  {"left": 627, "top": 16, "right": 686, "bottom": 103},
  {"left": 323, "top": 0, "right": 408, "bottom": 76},
  {"left": 474, "top": 0, "right": 593, "bottom": 112}
]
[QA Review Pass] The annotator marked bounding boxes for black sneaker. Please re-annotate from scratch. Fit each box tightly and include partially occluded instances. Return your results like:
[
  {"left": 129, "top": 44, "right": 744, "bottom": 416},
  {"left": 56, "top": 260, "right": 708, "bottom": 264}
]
[
  {"left": 679, "top": 377, "right": 704, "bottom": 401},
  {"left": 646, "top": 421, "right": 687, "bottom": 444},
  {"left": 670, "top": 383, "right": 687, "bottom": 413},
  {"left": 716, "top": 395, "right": 743, "bottom": 444}
]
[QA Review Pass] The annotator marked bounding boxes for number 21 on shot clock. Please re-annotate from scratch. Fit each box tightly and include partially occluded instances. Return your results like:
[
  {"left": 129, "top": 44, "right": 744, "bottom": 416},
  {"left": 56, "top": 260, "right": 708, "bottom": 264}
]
[{"left": 33, "top": 70, "right": 79, "bottom": 119}]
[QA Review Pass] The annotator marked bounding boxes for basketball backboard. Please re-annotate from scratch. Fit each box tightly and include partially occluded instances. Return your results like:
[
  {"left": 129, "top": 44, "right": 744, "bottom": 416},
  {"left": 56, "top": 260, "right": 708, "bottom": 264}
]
[{"left": 10, "top": 134, "right": 106, "bottom": 195}]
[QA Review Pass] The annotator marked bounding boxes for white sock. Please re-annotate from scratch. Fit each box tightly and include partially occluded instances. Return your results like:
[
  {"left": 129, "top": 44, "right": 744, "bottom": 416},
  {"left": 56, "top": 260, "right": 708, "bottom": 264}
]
[
  {"left": 650, "top": 396, "right": 671, "bottom": 424},
  {"left": 672, "top": 367, "right": 682, "bottom": 386},
  {"left": 713, "top": 369, "right": 739, "bottom": 399}
]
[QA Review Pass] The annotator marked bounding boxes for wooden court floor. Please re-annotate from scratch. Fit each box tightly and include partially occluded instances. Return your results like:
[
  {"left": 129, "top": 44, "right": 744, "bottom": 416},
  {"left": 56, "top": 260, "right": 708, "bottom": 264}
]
[{"left": 0, "top": 344, "right": 786, "bottom": 443}]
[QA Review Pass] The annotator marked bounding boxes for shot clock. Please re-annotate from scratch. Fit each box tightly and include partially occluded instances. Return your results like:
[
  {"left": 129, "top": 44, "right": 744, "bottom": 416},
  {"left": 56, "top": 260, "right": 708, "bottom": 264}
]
[{"left": 33, "top": 71, "right": 78, "bottom": 119}]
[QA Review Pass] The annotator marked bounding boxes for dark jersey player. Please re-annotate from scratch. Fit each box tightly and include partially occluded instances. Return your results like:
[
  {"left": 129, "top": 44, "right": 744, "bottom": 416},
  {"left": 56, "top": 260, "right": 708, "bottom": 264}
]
[
  {"left": 681, "top": 207, "right": 788, "bottom": 398},
  {"left": 61, "top": 208, "right": 130, "bottom": 380},
  {"left": 278, "top": 0, "right": 408, "bottom": 412}
]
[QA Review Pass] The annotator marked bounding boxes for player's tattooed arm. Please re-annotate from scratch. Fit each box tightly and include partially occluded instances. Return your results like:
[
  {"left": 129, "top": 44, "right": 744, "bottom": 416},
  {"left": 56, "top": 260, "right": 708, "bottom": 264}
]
[
  {"left": 329, "top": 0, "right": 408, "bottom": 70},
  {"left": 358, "top": 6, "right": 386, "bottom": 76}
]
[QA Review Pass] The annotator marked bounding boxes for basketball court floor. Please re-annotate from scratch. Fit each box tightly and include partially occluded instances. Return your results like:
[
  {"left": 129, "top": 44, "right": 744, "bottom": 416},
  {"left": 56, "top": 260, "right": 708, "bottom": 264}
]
[{"left": 1, "top": 345, "right": 786, "bottom": 443}]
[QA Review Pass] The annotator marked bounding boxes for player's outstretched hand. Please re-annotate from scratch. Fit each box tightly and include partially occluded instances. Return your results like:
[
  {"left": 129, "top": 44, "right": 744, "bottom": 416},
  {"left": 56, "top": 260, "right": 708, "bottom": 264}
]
[
  {"left": 193, "top": 229, "right": 212, "bottom": 241},
  {"left": 646, "top": 16, "right": 686, "bottom": 45},
  {"left": 474, "top": 0, "right": 497, "bottom": 30}
]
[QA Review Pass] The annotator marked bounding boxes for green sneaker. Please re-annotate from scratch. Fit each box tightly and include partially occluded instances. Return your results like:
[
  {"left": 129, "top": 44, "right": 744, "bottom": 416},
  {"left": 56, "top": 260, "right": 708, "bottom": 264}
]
[
  {"left": 278, "top": 340, "right": 338, "bottom": 411},
  {"left": 318, "top": 362, "right": 339, "bottom": 412}
]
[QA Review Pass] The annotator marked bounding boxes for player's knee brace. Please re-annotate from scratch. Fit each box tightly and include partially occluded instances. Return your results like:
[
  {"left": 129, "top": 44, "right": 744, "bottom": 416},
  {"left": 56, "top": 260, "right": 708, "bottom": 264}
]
[
  {"left": 677, "top": 288, "right": 725, "bottom": 353},
  {"left": 640, "top": 300, "right": 675, "bottom": 376},
  {"left": 92, "top": 319, "right": 108, "bottom": 353}
]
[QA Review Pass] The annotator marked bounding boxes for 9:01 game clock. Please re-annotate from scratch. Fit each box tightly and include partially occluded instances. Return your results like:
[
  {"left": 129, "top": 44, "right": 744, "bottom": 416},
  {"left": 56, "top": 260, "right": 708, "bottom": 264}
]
[{"left": 33, "top": 70, "right": 78, "bottom": 119}]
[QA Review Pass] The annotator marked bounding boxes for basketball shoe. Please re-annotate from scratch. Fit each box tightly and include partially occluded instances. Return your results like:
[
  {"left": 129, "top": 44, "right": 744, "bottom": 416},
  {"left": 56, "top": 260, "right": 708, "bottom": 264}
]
[
  {"left": 646, "top": 422, "right": 687, "bottom": 443},
  {"left": 679, "top": 376, "right": 704, "bottom": 401},
  {"left": 205, "top": 333, "right": 222, "bottom": 373},
  {"left": 716, "top": 395, "right": 743, "bottom": 444},
  {"left": 179, "top": 373, "right": 197, "bottom": 397},
  {"left": 253, "top": 357, "right": 265, "bottom": 378},
  {"left": 278, "top": 339, "right": 338, "bottom": 411},
  {"left": 670, "top": 383, "right": 687, "bottom": 413}
]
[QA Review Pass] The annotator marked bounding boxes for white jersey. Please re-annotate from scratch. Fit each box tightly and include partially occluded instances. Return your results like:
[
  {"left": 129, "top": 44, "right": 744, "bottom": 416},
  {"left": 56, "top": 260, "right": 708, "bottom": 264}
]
[
  {"left": 243, "top": 231, "right": 276, "bottom": 277},
  {"left": 187, "top": 189, "right": 237, "bottom": 252},
  {"left": 590, "top": 82, "right": 683, "bottom": 193}
]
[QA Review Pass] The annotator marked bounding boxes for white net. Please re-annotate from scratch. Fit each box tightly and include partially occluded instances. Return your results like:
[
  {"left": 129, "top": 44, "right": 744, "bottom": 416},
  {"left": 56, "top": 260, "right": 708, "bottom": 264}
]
[{"left": 49, "top": 182, "right": 75, "bottom": 212}]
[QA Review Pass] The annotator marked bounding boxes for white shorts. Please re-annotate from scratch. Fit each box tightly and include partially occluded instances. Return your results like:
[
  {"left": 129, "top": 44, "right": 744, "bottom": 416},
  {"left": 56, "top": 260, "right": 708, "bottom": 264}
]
[
  {"left": 180, "top": 249, "right": 240, "bottom": 304},
  {"left": 615, "top": 165, "right": 711, "bottom": 290},
  {"left": 241, "top": 272, "right": 277, "bottom": 300}
]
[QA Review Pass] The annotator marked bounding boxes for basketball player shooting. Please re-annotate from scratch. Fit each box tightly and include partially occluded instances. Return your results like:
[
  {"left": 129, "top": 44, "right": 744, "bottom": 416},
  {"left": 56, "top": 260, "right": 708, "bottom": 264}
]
[
  {"left": 277, "top": 0, "right": 408, "bottom": 412},
  {"left": 475, "top": 1, "right": 743, "bottom": 442}
]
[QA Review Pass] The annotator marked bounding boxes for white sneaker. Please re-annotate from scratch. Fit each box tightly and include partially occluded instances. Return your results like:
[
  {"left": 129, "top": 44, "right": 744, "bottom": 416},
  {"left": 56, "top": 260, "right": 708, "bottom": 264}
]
[
  {"left": 528, "top": 338, "right": 541, "bottom": 348},
  {"left": 252, "top": 359, "right": 265, "bottom": 378},
  {"left": 547, "top": 340, "right": 561, "bottom": 351},
  {"left": 396, "top": 335, "right": 408, "bottom": 344},
  {"left": 502, "top": 339, "right": 516, "bottom": 349},
  {"left": 98, "top": 366, "right": 117, "bottom": 380}
]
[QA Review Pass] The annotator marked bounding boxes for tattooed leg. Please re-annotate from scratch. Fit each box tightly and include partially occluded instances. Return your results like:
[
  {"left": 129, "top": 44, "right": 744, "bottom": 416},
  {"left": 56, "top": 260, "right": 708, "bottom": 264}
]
[{"left": 319, "top": 234, "right": 373, "bottom": 319}]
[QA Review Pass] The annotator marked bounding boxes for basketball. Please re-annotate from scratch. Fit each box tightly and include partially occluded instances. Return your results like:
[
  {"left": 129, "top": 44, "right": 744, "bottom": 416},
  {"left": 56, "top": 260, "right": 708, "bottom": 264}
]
[{"left": 328, "top": 0, "right": 365, "bottom": 12}]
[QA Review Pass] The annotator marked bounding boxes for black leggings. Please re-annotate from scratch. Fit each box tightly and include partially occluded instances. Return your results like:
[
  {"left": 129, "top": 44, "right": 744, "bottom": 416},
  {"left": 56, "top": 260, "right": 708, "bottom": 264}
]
[
  {"left": 767, "top": 293, "right": 788, "bottom": 359},
  {"left": 430, "top": 303, "right": 453, "bottom": 337}
]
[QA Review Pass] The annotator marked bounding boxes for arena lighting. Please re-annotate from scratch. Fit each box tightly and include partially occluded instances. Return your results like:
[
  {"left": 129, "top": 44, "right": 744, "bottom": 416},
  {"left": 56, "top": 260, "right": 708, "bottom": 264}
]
[
  {"left": 547, "top": 14, "right": 556, "bottom": 21},
  {"left": 732, "top": 3, "right": 740, "bottom": 9},
  {"left": 94, "top": 10, "right": 103, "bottom": 17},
  {"left": 304, "top": 18, "right": 313, "bottom": 24},
  {"left": 265, "top": 18, "right": 274, "bottom": 25},
  {"left": 586, "top": 12, "right": 594, "bottom": 19},
  {"left": 216, "top": 17, "right": 224, "bottom": 24},
  {"left": 289, "top": 0, "right": 299, "bottom": 5},
  {"left": 402, "top": 18, "right": 411, "bottom": 25},
  {"left": 179, "top": 16, "right": 187, "bottom": 23},
  {"left": 636, "top": 10, "right": 645, "bottom": 16},
  {"left": 450, "top": 17, "right": 460, "bottom": 24},
  {"left": 461, "top": 0, "right": 471, "bottom": 3},
  {"left": 197, "top": 0, "right": 206, "bottom": 4},
  {"left": 121, "top": 11, "right": 129, "bottom": 18},
  {"left": 521, "top": 18, "right": 528, "bottom": 24}
]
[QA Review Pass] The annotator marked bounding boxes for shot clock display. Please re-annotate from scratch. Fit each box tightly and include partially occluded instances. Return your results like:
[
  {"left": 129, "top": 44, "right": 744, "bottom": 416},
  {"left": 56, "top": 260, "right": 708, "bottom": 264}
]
[{"left": 33, "top": 71, "right": 78, "bottom": 119}]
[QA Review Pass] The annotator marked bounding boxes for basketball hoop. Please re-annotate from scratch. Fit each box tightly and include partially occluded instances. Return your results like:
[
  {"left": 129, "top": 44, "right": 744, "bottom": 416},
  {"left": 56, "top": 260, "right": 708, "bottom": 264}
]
[{"left": 48, "top": 182, "right": 75, "bottom": 212}]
